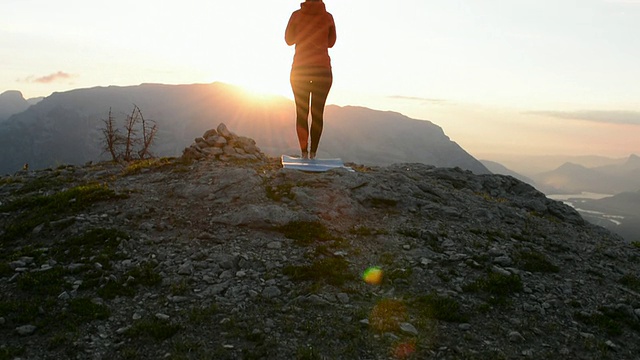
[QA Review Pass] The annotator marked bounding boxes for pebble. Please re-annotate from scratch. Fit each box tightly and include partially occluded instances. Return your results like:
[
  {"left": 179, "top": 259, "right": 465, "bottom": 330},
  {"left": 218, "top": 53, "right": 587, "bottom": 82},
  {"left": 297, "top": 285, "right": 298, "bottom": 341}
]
[
  {"left": 116, "top": 326, "right": 131, "bottom": 334},
  {"left": 155, "top": 313, "right": 170, "bottom": 320},
  {"left": 170, "top": 296, "right": 189, "bottom": 303},
  {"left": 508, "top": 331, "right": 525, "bottom": 343},
  {"left": 399, "top": 322, "right": 418, "bottom": 335},
  {"left": 15, "top": 325, "right": 37, "bottom": 336},
  {"left": 178, "top": 262, "right": 193, "bottom": 275},
  {"left": 262, "top": 286, "right": 281, "bottom": 299},
  {"left": 266, "top": 241, "right": 282, "bottom": 249},
  {"left": 605, "top": 340, "right": 618, "bottom": 350},
  {"left": 337, "top": 293, "right": 350, "bottom": 304}
]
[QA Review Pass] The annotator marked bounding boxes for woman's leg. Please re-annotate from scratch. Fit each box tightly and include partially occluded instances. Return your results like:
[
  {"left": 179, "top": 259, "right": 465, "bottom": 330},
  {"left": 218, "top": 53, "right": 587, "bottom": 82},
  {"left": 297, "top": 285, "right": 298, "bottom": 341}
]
[
  {"left": 309, "top": 73, "right": 333, "bottom": 156},
  {"left": 291, "top": 76, "right": 312, "bottom": 156}
]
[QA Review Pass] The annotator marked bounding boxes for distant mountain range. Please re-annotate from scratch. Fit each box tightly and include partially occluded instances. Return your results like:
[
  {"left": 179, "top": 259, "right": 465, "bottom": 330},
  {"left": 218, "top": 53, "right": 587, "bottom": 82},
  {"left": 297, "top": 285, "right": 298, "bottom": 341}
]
[
  {"left": 489, "top": 154, "right": 630, "bottom": 177},
  {"left": 0, "top": 82, "right": 488, "bottom": 175},
  {"left": 532, "top": 155, "right": 640, "bottom": 195}
]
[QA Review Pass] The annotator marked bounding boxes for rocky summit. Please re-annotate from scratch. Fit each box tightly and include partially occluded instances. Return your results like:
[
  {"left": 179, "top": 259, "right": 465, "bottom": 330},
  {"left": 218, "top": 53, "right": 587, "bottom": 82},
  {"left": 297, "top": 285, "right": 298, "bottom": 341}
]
[{"left": 1, "top": 125, "right": 639, "bottom": 360}]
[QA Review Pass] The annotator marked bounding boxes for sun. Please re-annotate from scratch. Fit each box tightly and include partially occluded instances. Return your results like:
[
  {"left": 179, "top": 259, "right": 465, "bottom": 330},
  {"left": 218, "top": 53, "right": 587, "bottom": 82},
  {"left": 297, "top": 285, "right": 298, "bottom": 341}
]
[
  {"left": 205, "top": 61, "right": 293, "bottom": 102},
  {"left": 234, "top": 75, "right": 293, "bottom": 101}
]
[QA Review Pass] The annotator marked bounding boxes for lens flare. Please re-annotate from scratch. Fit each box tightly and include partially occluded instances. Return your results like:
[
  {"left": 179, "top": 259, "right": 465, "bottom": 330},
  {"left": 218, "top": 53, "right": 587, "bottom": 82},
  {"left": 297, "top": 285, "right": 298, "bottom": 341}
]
[
  {"left": 363, "top": 266, "right": 383, "bottom": 285},
  {"left": 393, "top": 339, "right": 416, "bottom": 359}
]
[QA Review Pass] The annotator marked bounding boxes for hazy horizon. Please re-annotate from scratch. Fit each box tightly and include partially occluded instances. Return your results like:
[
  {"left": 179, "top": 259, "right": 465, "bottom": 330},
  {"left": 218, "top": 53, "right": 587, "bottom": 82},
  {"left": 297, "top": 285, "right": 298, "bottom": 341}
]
[{"left": 2, "top": 0, "right": 639, "bottom": 161}]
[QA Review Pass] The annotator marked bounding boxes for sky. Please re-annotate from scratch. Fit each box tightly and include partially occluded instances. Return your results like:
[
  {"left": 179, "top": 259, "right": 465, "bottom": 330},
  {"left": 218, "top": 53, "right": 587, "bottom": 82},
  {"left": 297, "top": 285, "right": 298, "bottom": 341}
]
[{"left": 2, "top": 0, "right": 640, "bottom": 162}]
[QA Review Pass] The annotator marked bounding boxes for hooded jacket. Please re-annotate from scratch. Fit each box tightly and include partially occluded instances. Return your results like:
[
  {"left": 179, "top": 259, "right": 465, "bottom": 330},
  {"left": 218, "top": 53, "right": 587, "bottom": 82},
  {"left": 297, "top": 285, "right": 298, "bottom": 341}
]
[{"left": 285, "top": 1, "right": 336, "bottom": 69}]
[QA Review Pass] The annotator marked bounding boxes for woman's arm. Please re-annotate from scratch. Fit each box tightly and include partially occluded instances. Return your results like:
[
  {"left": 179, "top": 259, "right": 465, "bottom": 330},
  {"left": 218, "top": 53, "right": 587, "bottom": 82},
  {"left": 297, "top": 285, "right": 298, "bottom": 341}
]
[
  {"left": 328, "top": 15, "right": 336, "bottom": 48},
  {"left": 285, "top": 13, "right": 297, "bottom": 46}
]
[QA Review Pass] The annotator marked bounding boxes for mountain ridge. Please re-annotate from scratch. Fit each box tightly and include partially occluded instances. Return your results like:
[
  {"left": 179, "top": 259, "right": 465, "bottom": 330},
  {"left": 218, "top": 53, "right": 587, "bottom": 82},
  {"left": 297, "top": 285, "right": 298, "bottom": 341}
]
[{"left": 0, "top": 82, "right": 488, "bottom": 175}]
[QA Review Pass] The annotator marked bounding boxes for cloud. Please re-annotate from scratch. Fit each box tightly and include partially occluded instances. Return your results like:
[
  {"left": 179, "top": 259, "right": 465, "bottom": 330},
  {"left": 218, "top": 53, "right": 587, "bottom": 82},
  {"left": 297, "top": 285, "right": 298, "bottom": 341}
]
[
  {"left": 605, "top": 0, "right": 640, "bottom": 4},
  {"left": 21, "top": 71, "right": 75, "bottom": 84},
  {"left": 526, "top": 110, "right": 640, "bottom": 125},
  {"left": 388, "top": 95, "right": 448, "bottom": 105}
]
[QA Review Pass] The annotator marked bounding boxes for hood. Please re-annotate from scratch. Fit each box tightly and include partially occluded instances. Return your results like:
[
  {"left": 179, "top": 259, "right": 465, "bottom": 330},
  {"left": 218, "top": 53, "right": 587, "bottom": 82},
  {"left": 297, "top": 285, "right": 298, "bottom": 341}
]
[{"left": 300, "top": 1, "right": 326, "bottom": 15}]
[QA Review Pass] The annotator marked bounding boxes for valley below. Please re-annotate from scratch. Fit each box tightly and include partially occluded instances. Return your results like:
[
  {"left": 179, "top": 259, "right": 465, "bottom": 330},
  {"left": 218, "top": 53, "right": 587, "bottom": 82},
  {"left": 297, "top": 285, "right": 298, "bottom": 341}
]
[{"left": 549, "top": 193, "right": 639, "bottom": 244}]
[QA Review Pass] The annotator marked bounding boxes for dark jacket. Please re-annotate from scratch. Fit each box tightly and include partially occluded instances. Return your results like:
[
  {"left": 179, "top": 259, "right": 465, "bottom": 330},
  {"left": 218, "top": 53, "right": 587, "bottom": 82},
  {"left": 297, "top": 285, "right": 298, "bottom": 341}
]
[{"left": 285, "top": 1, "right": 336, "bottom": 69}]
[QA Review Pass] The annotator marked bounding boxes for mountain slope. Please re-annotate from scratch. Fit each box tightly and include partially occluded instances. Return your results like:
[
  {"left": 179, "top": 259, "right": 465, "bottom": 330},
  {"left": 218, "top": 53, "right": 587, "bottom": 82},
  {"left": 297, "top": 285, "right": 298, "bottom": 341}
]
[
  {"left": 1, "top": 129, "right": 638, "bottom": 359},
  {"left": 0, "top": 83, "right": 488, "bottom": 175},
  {"left": 480, "top": 159, "right": 534, "bottom": 184}
]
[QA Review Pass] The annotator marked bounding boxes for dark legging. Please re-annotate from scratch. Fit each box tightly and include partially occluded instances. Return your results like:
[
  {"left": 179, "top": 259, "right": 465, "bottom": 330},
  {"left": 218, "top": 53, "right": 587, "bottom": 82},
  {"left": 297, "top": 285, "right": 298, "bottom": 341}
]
[{"left": 290, "top": 67, "right": 333, "bottom": 154}]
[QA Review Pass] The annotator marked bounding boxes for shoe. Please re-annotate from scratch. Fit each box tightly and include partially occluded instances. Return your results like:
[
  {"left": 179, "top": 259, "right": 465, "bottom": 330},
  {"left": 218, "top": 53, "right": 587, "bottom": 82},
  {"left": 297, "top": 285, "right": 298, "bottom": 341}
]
[{"left": 309, "top": 152, "right": 316, "bottom": 160}]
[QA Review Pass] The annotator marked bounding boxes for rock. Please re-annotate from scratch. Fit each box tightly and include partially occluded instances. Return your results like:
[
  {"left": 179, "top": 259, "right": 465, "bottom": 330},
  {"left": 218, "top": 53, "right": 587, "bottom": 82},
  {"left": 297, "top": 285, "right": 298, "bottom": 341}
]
[
  {"left": 169, "top": 296, "right": 189, "bottom": 303},
  {"left": 399, "top": 322, "right": 418, "bottom": 335},
  {"left": 2, "top": 126, "right": 640, "bottom": 359},
  {"left": 203, "top": 129, "right": 218, "bottom": 139},
  {"left": 508, "top": 331, "right": 525, "bottom": 343},
  {"left": 16, "top": 325, "right": 37, "bottom": 336},
  {"left": 492, "top": 266, "right": 512, "bottom": 276},
  {"left": 178, "top": 262, "right": 194, "bottom": 275},
  {"left": 182, "top": 123, "right": 264, "bottom": 162},
  {"left": 116, "top": 326, "right": 131, "bottom": 334},
  {"left": 262, "top": 286, "right": 281, "bottom": 299},
  {"left": 155, "top": 313, "right": 170, "bottom": 320},
  {"left": 9, "top": 260, "right": 27, "bottom": 269},
  {"left": 493, "top": 255, "right": 513, "bottom": 267},
  {"left": 522, "top": 349, "right": 534, "bottom": 357},
  {"left": 217, "top": 123, "right": 233, "bottom": 138},
  {"left": 337, "top": 293, "right": 350, "bottom": 304}
]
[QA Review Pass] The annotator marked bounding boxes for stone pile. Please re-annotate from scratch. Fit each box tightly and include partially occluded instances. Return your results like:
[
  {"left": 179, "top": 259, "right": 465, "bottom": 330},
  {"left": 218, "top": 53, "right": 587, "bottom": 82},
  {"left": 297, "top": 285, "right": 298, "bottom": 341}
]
[{"left": 181, "top": 123, "right": 266, "bottom": 162}]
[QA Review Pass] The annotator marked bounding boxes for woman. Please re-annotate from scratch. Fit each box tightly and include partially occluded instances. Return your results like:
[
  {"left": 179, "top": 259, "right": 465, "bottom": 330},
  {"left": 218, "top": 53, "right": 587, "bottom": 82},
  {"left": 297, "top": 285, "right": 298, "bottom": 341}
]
[{"left": 285, "top": 0, "right": 336, "bottom": 160}]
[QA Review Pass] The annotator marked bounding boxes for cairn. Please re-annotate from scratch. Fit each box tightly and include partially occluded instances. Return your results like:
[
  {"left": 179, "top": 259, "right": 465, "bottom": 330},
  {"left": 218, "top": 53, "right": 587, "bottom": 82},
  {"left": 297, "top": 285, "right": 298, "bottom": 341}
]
[{"left": 182, "top": 123, "right": 266, "bottom": 162}]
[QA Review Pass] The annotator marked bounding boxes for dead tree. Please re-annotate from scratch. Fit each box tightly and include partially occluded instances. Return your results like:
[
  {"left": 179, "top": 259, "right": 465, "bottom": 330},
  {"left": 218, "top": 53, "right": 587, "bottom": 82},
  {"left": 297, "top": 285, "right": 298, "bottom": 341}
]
[
  {"left": 101, "top": 108, "right": 120, "bottom": 161},
  {"left": 122, "top": 105, "right": 141, "bottom": 161},
  {"left": 137, "top": 108, "right": 158, "bottom": 159},
  {"left": 100, "top": 105, "right": 158, "bottom": 162}
]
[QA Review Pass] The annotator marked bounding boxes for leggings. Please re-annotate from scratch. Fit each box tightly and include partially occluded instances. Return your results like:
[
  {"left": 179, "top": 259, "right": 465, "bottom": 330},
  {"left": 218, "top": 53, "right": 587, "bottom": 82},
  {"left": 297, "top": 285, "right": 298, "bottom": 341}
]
[{"left": 290, "top": 67, "right": 333, "bottom": 154}]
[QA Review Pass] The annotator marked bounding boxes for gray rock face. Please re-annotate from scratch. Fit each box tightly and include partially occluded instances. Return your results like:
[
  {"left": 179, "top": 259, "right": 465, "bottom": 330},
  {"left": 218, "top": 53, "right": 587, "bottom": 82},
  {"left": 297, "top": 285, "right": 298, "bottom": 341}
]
[{"left": 0, "top": 126, "right": 639, "bottom": 359}]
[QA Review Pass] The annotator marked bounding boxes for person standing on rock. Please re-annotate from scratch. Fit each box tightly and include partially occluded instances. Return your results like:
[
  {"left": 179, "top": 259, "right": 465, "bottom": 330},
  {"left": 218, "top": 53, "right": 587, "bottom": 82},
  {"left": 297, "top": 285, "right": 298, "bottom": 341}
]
[{"left": 285, "top": 0, "right": 336, "bottom": 160}]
